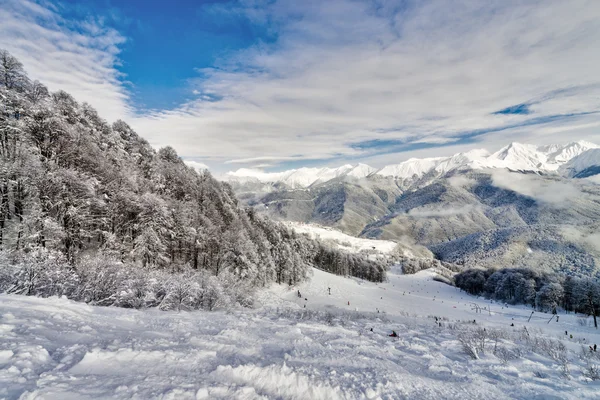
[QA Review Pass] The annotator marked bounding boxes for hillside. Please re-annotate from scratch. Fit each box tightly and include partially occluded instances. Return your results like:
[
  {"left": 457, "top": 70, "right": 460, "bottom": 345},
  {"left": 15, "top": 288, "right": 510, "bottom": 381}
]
[{"left": 0, "top": 49, "right": 388, "bottom": 310}]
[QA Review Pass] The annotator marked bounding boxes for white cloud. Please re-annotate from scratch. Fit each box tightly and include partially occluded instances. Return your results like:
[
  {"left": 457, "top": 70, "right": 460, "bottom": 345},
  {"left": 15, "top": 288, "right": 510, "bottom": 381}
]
[
  {"left": 490, "top": 170, "right": 582, "bottom": 207},
  {"left": 447, "top": 175, "right": 477, "bottom": 189},
  {"left": 130, "top": 0, "right": 600, "bottom": 170},
  {"left": 224, "top": 156, "right": 305, "bottom": 164},
  {"left": 0, "top": 0, "right": 130, "bottom": 122},
  {"left": 184, "top": 160, "right": 209, "bottom": 172},
  {"left": 584, "top": 175, "right": 600, "bottom": 185},
  {"left": 3, "top": 0, "right": 600, "bottom": 172}
]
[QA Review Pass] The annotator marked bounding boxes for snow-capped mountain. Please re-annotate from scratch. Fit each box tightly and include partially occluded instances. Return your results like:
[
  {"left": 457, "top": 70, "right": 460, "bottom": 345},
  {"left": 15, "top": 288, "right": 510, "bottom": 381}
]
[
  {"left": 560, "top": 148, "right": 600, "bottom": 178},
  {"left": 226, "top": 163, "right": 375, "bottom": 188},
  {"left": 376, "top": 157, "right": 446, "bottom": 179},
  {"left": 227, "top": 140, "right": 600, "bottom": 275},
  {"left": 226, "top": 141, "right": 600, "bottom": 187}
]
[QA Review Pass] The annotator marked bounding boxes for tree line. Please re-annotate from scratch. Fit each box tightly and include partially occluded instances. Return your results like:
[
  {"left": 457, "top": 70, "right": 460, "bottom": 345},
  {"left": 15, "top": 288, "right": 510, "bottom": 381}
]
[{"left": 455, "top": 267, "right": 600, "bottom": 328}]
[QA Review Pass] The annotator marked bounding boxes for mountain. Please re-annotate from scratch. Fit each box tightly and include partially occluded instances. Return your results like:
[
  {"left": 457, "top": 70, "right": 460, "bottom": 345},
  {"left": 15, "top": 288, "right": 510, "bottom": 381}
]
[
  {"left": 560, "top": 148, "right": 600, "bottom": 178},
  {"left": 227, "top": 141, "right": 600, "bottom": 189},
  {"left": 226, "top": 163, "right": 376, "bottom": 189},
  {"left": 227, "top": 142, "right": 600, "bottom": 277}
]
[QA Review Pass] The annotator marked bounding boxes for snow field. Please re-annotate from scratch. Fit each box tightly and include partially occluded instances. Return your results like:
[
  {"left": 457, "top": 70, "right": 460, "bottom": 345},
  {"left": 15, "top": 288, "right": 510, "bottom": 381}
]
[{"left": 1, "top": 266, "right": 600, "bottom": 399}]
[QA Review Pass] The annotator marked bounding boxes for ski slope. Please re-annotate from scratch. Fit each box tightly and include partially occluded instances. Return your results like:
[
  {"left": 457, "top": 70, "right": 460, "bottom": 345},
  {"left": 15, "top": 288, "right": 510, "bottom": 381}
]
[
  {"left": 1, "top": 267, "right": 600, "bottom": 399},
  {"left": 266, "top": 266, "right": 600, "bottom": 340}
]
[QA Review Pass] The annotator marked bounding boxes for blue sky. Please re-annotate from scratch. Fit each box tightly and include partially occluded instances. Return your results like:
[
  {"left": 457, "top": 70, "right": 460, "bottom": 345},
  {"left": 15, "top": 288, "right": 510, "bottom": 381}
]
[
  {"left": 1, "top": 0, "right": 600, "bottom": 174},
  {"left": 55, "top": 0, "right": 277, "bottom": 110}
]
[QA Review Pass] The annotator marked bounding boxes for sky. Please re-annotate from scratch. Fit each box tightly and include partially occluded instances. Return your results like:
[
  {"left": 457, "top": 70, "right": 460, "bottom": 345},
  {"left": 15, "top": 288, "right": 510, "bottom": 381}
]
[{"left": 2, "top": 0, "right": 600, "bottom": 175}]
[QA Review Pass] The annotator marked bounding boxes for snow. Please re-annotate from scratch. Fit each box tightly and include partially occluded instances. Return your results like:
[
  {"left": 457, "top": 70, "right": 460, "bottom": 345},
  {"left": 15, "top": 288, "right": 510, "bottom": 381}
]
[
  {"left": 225, "top": 164, "right": 372, "bottom": 189},
  {"left": 285, "top": 222, "right": 398, "bottom": 254},
  {"left": 226, "top": 141, "right": 600, "bottom": 186},
  {"left": 375, "top": 157, "right": 446, "bottom": 179},
  {"left": 2, "top": 266, "right": 600, "bottom": 399},
  {"left": 560, "top": 148, "right": 600, "bottom": 177},
  {"left": 345, "top": 163, "right": 377, "bottom": 179}
]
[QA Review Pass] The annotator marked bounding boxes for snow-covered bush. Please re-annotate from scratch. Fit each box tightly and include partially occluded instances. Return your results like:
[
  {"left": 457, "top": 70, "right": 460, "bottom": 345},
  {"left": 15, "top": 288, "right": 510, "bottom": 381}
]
[
  {"left": 0, "top": 249, "right": 76, "bottom": 298},
  {"left": 0, "top": 250, "right": 257, "bottom": 312},
  {"left": 579, "top": 346, "right": 600, "bottom": 380}
]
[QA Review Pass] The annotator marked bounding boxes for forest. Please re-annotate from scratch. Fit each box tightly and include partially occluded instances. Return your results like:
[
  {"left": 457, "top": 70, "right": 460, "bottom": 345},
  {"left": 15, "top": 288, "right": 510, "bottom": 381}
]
[
  {"left": 455, "top": 267, "right": 600, "bottom": 328},
  {"left": 0, "top": 50, "right": 387, "bottom": 310}
]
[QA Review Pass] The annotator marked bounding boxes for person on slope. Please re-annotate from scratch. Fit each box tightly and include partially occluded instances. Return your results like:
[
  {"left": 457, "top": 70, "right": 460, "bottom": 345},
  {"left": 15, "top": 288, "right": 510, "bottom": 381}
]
[{"left": 389, "top": 330, "right": 398, "bottom": 338}]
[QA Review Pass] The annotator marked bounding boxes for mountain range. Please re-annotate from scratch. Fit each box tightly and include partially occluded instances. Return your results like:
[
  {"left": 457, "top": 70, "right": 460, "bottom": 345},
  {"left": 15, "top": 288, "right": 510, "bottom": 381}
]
[
  {"left": 226, "top": 141, "right": 600, "bottom": 188},
  {"left": 226, "top": 141, "right": 600, "bottom": 277}
]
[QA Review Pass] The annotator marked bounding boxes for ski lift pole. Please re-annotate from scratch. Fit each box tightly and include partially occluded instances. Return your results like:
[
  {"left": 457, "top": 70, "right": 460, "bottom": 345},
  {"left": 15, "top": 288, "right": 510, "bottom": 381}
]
[{"left": 527, "top": 311, "right": 534, "bottom": 323}]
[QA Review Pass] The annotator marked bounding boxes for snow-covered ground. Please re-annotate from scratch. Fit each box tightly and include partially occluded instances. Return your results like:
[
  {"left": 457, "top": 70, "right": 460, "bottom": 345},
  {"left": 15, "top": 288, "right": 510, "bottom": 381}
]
[
  {"left": 285, "top": 222, "right": 397, "bottom": 254},
  {"left": 2, "top": 266, "right": 600, "bottom": 399}
]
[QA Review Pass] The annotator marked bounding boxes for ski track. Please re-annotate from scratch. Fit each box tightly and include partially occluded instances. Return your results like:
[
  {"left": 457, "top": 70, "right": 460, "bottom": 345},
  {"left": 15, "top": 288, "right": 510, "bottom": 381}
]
[{"left": 1, "top": 267, "right": 600, "bottom": 399}]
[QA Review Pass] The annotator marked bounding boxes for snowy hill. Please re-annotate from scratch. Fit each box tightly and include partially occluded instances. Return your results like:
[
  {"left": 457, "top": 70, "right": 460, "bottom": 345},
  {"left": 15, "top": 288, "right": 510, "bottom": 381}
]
[{"left": 3, "top": 267, "right": 600, "bottom": 399}]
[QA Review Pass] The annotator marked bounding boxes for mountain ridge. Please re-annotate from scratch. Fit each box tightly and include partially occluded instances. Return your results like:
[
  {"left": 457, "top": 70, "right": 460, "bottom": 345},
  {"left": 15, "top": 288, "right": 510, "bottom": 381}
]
[{"left": 225, "top": 140, "right": 600, "bottom": 188}]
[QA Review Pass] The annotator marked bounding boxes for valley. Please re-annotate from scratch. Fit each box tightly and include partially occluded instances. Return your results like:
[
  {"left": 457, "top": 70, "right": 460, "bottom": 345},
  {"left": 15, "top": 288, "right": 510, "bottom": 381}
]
[{"left": 228, "top": 142, "right": 600, "bottom": 276}]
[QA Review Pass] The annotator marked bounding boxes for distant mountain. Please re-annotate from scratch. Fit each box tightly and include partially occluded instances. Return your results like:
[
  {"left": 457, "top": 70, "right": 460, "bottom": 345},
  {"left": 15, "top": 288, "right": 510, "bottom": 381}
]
[
  {"left": 226, "top": 141, "right": 600, "bottom": 188},
  {"left": 226, "top": 163, "right": 376, "bottom": 189},
  {"left": 226, "top": 141, "right": 600, "bottom": 277},
  {"left": 560, "top": 148, "right": 600, "bottom": 178}
]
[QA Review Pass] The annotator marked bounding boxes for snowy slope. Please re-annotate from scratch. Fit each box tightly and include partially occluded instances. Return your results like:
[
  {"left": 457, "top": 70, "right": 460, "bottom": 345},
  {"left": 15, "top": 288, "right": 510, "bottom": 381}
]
[
  {"left": 3, "top": 268, "right": 600, "bottom": 399},
  {"left": 285, "top": 222, "right": 398, "bottom": 254},
  {"left": 267, "top": 266, "right": 600, "bottom": 339},
  {"left": 226, "top": 141, "right": 600, "bottom": 187}
]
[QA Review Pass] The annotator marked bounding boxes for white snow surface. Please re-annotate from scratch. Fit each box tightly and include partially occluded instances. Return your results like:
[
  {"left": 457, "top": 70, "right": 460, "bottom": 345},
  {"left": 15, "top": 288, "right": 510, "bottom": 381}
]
[
  {"left": 2, "top": 266, "right": 600, "bottom": 399},
  {"left": 225, "top": 141, "right": 599, "bottom": 186},
  {"left": 285, "top": 222, "right": 398, "bottom": 254}
]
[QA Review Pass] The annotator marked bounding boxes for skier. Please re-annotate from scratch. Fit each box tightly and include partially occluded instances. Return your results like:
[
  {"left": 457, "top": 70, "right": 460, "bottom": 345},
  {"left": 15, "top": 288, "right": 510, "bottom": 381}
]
[
  {"left": 389, "top": 330, "right": 398, "bottom": 338},
  {"left": 594, "top": 344, "right": 597, "bottom": 352},
  {"left": 297, "top": 290, "right": 301, "bottom": 298},
  {"left": 328, "top": 287, "right": 331, "bottom": 295}
]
